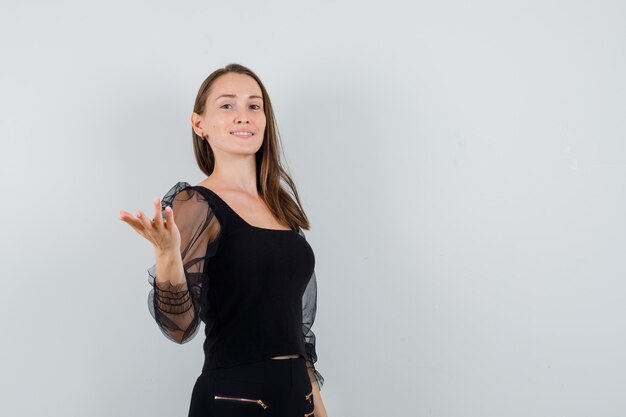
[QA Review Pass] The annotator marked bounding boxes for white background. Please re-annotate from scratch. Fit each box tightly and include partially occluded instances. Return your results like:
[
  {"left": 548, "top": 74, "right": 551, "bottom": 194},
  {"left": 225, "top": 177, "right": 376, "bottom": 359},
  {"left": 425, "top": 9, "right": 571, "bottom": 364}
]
[{"left": 1, "top": 1, "right": 625, "bottom": 416}]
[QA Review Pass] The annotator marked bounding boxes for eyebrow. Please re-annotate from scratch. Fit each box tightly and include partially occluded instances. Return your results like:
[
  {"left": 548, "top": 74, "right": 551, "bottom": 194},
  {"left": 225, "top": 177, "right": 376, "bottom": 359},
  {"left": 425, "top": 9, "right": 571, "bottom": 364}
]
[{"left": 214, "top": 94, "right": 263, "bottom": 102}]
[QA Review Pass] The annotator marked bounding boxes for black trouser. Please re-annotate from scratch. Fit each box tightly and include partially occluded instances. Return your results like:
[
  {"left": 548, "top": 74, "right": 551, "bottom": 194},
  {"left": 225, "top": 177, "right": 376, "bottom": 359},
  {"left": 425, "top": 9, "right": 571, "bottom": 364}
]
[{"left": 188, "top": 356, "right": 315, "bottom": 416}]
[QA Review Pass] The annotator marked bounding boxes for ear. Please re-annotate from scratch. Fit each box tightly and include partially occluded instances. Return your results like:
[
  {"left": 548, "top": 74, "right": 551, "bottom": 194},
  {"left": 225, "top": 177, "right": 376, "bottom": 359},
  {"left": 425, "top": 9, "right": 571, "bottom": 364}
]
[{"left": 190, "top": 112, "right": 205, "bottom": 137}]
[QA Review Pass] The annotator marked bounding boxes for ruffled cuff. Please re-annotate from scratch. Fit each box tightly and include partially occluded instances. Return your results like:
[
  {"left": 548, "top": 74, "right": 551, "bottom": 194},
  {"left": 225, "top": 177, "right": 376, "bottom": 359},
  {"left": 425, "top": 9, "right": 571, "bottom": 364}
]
[
  {"left": 150, "top": 271, "right": 193, "bottom": 315},
  {"left": 304, "top": 343, "right": 325, "bottom": 390}
]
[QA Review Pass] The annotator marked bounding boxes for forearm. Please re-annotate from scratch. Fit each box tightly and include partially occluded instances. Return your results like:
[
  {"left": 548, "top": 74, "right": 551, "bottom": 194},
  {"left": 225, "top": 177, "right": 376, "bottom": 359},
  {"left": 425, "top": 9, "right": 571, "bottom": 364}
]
[
  {"left": 155, "top": 249, "right": 186, "bottom": 288},
  {"left": 152, "top": 249, "right": 197, "bottom": 342},
  {"left": 311, "top": 381, "right": 328, "bottom": 417}
]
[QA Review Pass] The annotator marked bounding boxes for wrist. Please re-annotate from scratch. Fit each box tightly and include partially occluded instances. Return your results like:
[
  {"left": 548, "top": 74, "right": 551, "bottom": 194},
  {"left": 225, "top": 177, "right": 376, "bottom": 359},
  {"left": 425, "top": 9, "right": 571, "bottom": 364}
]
[{"left": 155, "top": 247, "right": 179, "bottom": 258}]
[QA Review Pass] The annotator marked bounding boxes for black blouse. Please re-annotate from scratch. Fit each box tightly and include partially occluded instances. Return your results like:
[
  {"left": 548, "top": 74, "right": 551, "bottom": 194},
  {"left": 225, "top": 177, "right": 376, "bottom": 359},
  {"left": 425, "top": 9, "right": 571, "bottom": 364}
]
[{"left": 147, "top": 181, "right": 324, "bottom": 390}]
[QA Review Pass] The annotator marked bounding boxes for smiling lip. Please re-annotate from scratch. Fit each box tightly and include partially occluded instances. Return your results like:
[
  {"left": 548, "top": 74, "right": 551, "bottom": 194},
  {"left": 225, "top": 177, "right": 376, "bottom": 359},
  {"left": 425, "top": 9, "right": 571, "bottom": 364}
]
[{"left": 230, "top": 130, "right": 254, "bottom": 138}]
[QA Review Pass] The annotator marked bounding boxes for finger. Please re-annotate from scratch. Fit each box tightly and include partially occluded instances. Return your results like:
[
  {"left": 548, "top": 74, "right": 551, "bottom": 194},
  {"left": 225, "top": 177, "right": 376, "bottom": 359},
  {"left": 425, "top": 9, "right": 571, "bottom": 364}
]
[
  {"left": 135, "top": 209, "right": 152, "bottom": 230},
  {"left": 137, "top": 209, "right": 161, "bottom": 241},
  {"left": 127, "top": 221, "right": 150, "bottom": 240},
  {"left": 164, "top": 205, "right": 174, "bottom": 228},
  {"left": 120, "top": 210, "right": 143, "bottom": 228},
  {"left": 152, "top": 196, "right": 164, "bottom": 227},
  {"left": 120, "top": 210, "right": 150, "bottom": 239},
  {"left": 119, "top": 209, "right": 133, "bottom": 222}
]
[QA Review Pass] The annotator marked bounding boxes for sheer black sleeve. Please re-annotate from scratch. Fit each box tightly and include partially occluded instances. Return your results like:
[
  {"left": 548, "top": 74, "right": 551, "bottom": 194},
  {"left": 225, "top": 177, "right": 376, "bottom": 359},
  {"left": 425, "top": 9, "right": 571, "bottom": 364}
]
[
  {"left": 298, "top": 228, "right": 325, "bottom": 390},
  {"left": 147, "top": 182, "right": 221, "bottom": 344}
]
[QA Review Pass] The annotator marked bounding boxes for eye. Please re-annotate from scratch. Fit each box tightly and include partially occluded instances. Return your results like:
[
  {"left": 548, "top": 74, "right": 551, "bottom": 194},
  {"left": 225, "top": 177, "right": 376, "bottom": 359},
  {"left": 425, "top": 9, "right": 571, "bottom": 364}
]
[
  {"left": 250, "top": 104, "right": 262, "bottom": 110},
  {"left": 220, "top": 103, "right": 232, "bottom": 109}
]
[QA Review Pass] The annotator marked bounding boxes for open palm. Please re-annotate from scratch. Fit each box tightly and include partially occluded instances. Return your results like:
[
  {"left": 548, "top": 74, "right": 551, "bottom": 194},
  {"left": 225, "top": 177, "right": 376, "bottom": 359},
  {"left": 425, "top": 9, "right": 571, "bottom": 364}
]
[{"left": 119, "top": 196, "right": 181, "bottom": 254}]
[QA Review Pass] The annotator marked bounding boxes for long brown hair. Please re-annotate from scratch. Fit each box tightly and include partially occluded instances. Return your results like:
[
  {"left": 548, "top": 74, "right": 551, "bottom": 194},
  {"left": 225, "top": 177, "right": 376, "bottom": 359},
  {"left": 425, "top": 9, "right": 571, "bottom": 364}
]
[{"left": 191, "top": 63, "right": 311, "bottom": 231}]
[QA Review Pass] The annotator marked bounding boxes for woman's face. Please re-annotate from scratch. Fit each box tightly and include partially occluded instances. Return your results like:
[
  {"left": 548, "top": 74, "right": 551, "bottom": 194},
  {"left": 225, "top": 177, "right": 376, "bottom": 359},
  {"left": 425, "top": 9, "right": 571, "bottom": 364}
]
[{"left": 194, "top": 72, "right": 267, "bottom": 158}]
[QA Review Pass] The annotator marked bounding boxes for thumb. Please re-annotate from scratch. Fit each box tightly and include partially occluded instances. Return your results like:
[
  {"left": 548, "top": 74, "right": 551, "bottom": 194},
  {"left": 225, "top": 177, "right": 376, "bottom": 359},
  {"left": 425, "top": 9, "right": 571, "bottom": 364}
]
[{"left": 164, "top": 205, "right": 175, "bottom": 228}]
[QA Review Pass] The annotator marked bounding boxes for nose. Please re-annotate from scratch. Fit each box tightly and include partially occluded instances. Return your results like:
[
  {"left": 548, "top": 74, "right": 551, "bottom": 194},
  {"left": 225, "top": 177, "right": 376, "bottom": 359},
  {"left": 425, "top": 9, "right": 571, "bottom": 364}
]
[{"left": 235, "top": 112, "right": 249, "bottom": 124}]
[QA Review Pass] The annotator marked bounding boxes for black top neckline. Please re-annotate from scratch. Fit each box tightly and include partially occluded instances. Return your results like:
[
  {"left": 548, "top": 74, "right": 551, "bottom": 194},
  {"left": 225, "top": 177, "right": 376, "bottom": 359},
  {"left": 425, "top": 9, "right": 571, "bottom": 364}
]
[{"left": 193, "top": 185, "right": 297, "bottom": 233}]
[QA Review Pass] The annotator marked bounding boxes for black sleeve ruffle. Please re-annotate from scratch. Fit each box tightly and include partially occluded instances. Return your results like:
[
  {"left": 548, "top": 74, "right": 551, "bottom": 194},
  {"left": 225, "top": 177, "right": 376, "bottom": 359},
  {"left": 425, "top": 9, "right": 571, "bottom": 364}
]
[{"left": 299, "top": 228, "right": 325, "bottom": 390}]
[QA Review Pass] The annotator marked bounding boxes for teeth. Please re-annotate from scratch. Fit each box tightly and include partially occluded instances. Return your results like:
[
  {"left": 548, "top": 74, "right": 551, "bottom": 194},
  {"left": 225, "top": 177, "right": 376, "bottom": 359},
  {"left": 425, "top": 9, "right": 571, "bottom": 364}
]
[{"left": 231, "top": 131, "right": 252, "bottom": 135}]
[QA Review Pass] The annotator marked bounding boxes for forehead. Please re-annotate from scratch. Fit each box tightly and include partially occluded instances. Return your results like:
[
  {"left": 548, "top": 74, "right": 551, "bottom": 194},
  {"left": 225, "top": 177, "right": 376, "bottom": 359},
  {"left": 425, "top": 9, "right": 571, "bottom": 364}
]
[{"left": 209, "top": 72, "right": 262, "bottom": 97}]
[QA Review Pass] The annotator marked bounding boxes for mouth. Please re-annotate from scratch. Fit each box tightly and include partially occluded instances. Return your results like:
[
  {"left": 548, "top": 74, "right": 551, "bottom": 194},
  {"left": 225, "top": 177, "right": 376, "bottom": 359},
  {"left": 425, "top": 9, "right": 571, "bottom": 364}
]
[{"left": 230, "top": 131, "right": 254, "bottom": 138}]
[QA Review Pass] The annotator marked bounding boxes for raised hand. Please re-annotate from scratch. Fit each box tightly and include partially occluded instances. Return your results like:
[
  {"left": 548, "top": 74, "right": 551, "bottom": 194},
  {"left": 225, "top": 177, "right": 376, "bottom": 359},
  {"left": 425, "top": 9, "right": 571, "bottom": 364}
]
[{"left": 119, "top": 196, "right": 181, "bottom": 254}]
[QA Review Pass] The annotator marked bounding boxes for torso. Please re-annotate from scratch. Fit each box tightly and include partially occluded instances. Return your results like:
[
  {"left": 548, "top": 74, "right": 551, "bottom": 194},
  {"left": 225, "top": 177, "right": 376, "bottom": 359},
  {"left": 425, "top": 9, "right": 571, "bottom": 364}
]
[
  {"left": 197, "top": 179, "right": 292, "bottom": 231},
  {"left": 198, "top": 179, "right": 299, "bottom": 360}
]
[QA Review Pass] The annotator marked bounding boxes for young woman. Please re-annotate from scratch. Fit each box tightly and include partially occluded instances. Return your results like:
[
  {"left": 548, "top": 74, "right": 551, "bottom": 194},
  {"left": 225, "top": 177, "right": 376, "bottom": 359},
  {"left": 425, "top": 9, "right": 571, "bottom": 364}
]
[{"left": 120, "top": 63, "right": 328, "bottom": 417}]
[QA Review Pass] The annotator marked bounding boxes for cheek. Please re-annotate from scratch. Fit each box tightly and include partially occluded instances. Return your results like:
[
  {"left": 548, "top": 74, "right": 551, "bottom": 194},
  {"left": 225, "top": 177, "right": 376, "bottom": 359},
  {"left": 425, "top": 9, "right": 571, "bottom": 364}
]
[
  {"left": 209, "top": 118, "right": 226, "bottom": 131},
  {"left": 258, "top": 115, "right": 267, "bottom": 129}
]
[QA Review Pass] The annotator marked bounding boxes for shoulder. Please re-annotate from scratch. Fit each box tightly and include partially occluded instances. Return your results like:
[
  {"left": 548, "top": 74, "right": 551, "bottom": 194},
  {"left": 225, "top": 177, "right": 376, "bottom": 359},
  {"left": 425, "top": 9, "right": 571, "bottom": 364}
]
[
  {"left": 160, "top": 181, "right": 224, "bottom": 232},
  {"left": 160, "top": 181, "right": 215, "bottom": 212},
  {"left": 161, "top": 181, "right": 192, "bottom": 205}
]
